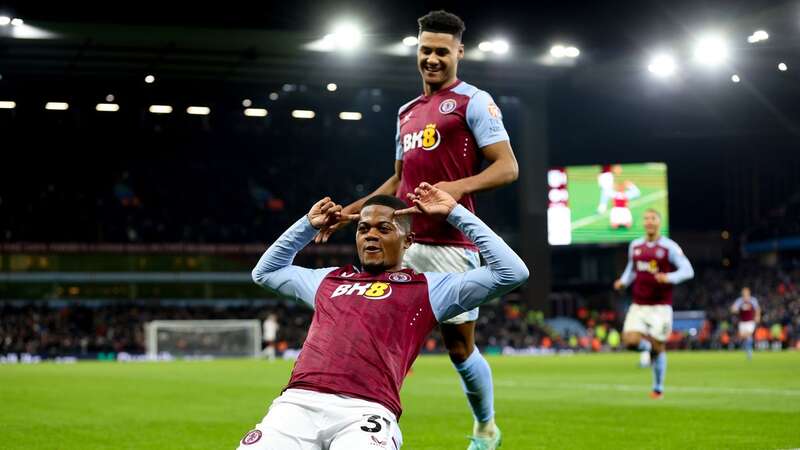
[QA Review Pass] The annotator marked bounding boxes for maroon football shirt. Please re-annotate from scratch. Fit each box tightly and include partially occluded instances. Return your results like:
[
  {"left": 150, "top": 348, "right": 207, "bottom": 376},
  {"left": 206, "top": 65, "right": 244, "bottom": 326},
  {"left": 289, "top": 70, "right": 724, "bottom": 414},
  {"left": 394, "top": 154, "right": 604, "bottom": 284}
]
[
  {"left": 284, "top": 266, "right": 437, "bottom": 419},
  {"left": 395, "top": 80, "right": 510, "bottom": 249}
]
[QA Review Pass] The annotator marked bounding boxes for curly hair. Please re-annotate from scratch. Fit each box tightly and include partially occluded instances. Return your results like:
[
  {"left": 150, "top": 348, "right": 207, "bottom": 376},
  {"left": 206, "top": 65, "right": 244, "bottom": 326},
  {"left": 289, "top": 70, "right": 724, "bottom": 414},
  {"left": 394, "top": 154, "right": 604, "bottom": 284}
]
[{"left": 417, "top": 10, "right": 465, "bottom": 40}]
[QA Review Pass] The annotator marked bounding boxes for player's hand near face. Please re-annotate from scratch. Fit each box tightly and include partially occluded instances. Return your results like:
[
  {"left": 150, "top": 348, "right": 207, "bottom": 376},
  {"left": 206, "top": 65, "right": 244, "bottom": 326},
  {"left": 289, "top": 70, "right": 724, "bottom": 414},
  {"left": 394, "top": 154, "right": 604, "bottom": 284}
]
[
  {"left": 395, "top": 182, "right": 457, "bottom": 218},
  {"left": 307, "top": 197, "right": 355, "bottom": 230},
  {"left": 654, "top": 273, "right": 670, "bottom": 284},
  {"left": 314, "top": 203, "right": 360, "bottom": 243}
]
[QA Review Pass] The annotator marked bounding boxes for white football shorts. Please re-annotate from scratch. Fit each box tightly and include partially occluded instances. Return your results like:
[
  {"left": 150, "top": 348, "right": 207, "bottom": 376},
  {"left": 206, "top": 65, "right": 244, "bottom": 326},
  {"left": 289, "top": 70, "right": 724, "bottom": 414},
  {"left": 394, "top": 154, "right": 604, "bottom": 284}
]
[
  {"left": 402, "top": 243, "right": 481, "bottom": 324},
  {"left": 623, "top": 303, "right": 673, "bottom": 342},
  {"left": 610, "top": 207, "right": 633, "bottom": 228},
  {"left": 237, "top": 389, "right": 402, "bottom": 450},
  {"left": 738, "top": 321, "right": 756, "bottom": 336}
]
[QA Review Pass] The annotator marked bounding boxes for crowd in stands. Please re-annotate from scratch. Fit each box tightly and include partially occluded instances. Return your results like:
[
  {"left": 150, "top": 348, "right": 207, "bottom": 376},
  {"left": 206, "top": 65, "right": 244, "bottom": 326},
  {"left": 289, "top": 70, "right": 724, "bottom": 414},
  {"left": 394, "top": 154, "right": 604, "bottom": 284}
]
[
  {"left": 3, "top": 257, "right": 798, "bottom": 358},
  {"left": 745, "top": 191, "right": 800, "bottom": 243},
  {"left": 551, "top": 261, "right": 800, "bottom": 352},
  {"left": 0, "top": 302, "right": 313, "bottom": 358}
]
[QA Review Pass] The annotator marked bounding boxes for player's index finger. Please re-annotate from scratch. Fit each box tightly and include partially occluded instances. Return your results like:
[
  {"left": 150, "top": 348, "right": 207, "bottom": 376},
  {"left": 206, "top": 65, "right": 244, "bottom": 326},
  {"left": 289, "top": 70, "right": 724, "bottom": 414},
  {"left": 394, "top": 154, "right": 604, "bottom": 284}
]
[{"left": 393, "top": 207, "right": 419, "bottom": 216}]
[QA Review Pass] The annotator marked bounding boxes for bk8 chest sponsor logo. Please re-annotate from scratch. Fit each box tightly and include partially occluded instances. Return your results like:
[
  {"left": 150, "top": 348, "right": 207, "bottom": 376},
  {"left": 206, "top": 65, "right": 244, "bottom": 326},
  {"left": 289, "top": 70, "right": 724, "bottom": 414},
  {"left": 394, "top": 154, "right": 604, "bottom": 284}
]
[
  {"left": 402, "top": 123, "right": 441, "bottom": 153},
  {"left": 635, "top": 260, "right": 659, "bottom": 274},
  {"left": 331, "top": 282, "right": 393, "bottom": 300}
]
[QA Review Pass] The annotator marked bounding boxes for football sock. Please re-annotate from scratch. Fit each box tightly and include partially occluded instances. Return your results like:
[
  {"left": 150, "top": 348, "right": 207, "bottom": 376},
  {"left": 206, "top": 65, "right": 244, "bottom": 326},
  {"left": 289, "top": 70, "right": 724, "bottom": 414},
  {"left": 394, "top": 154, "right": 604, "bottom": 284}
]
[
  {"left": 744, "top": 336, "right": 753, "bottom": 360},
  {"left": 652, "top": 351, "right": 667, "bottom": 393},
  {"left": 453, "top": 347, "right": 495, "bottom": 426}
]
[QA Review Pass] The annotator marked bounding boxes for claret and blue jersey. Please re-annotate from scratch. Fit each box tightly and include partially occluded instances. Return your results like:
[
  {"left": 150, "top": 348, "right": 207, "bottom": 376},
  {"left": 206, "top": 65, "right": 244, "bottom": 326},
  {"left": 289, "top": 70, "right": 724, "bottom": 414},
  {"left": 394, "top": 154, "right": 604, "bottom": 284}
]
[
  {"left": 251, "top": 205, "right": 528, "bottom": 418},
  {"left": 395, "top": 80, "right": 510, "bottom": 248},
  {"left": 619, "top": 236, "right": 694, "bottom": 305}
]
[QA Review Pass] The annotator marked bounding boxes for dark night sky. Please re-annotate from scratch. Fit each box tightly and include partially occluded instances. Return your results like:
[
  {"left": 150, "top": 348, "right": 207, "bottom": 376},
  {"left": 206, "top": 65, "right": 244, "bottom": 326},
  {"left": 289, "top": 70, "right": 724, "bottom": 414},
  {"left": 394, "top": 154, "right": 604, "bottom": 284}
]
[
  {"left": 3, "top": 0, "right": 796, "bottom": 53},
  {"left": 2, "top": 0, "right": 799, "bottom": 235}
]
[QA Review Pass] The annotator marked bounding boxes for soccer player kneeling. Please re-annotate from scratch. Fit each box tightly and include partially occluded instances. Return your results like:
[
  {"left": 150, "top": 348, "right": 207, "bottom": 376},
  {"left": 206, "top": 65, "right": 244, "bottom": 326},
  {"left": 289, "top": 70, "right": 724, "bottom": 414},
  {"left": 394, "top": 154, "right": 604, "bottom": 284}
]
[{"left": 237, "top": 182, "right": 529, "bottom": 450}]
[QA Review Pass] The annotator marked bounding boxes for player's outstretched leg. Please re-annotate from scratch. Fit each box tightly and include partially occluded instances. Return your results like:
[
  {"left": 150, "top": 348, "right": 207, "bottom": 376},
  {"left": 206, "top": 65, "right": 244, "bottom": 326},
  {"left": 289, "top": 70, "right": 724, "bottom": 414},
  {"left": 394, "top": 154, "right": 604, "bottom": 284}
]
[
  {"left": 623, "top": 331, "right": 652, "bottom": 367},
  {"left": 442, "top": 322, "right": 501, "bottom": 450},
  {"left": 650, "top": 341, "right": 667, "bottom": 399}
]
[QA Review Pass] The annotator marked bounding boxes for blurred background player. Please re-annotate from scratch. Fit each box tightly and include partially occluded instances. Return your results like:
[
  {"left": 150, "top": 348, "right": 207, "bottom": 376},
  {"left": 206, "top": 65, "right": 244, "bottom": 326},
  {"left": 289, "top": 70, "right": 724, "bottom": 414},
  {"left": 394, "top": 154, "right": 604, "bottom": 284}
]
[
  {"left": 730, "top": 287, "right": 761, "bottom": 360},
  {"left": 315, "top": 10, "right": 518, "bottom": 450},
  {"left": 262, "top": 312, "right": 279, "bottom": 361},
  {"left": 596, "top": 164, "right": 622, "bottom": 214},
  {"left": 242, "top": 184, "right": 528, "bottom": 450},
  {"left": 614, "top": 209, "right": 694, "bottom": 399},
  {"left": 609, "top": 181, "right": 640, "bottom": 229}
]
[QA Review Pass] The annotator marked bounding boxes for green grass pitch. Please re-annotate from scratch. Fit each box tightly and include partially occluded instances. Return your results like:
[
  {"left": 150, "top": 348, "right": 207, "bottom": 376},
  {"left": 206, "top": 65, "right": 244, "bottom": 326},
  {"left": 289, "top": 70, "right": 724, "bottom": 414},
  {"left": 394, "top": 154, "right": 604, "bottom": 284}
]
[
  {"left": 2, "top": 351, "right": 798, "bottom": 449},
  {"left": 568, "top": 163, "right": 669, "bottom": 244}
]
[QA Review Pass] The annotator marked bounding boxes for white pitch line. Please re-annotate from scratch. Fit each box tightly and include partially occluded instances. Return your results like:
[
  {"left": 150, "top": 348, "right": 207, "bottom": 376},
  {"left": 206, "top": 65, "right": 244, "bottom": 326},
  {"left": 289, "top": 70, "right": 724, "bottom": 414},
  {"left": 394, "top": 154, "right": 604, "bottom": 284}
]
[
  {"left": 497, "top": 380, "right": 800, "bottom": 397},
  {"left": 430, "top": 379, "right": 800, "bottom": 396},
  {"left": 571, "top": 190, "right": 667, "bottom": 230}
]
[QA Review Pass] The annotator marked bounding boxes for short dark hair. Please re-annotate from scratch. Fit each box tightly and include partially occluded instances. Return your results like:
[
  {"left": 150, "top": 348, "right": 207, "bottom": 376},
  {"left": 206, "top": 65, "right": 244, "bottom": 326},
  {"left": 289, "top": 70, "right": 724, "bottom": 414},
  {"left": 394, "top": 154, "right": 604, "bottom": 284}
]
[
  {"left": 362, "top": 195, "right": 412, "bottom": 232},
  {"left": 645, "top": 208, "right": 662, "bottom": 219},
  {"left": 418, "top": 10, "right": 465, "bottom": 41}
]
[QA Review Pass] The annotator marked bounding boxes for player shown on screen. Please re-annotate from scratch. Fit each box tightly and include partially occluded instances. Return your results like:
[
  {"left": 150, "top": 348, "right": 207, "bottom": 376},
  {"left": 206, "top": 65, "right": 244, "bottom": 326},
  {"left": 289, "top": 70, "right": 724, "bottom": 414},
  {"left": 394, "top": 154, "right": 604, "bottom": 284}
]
[
  {"left": 238, "top": 183, "right": 528, "bottom": 450},
  {"left": 609, "top": 181, "right": 640, "bottom": 229},
  {"left": 597, "top": 164, "right": 622, "bottom": 214},
  {"left": 313, "top": 10, "right": 518, "bottom": 449},
  {"left": 613, "top": 209, "right": 694, "bottom": 399},
  {"left": 730, "top": 287, "right": 761, "bottom": 360}
]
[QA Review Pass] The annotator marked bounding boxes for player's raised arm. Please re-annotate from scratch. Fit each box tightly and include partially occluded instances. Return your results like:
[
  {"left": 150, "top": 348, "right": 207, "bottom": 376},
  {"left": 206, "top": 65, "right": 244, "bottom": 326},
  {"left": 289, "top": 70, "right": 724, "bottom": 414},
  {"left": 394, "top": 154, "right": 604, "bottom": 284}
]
[
  {"left": 399, "top": 183, "right": 529, "bottom": 322},
  {"left": 251, "top": 197, "right": 343, "bottom": 307}
]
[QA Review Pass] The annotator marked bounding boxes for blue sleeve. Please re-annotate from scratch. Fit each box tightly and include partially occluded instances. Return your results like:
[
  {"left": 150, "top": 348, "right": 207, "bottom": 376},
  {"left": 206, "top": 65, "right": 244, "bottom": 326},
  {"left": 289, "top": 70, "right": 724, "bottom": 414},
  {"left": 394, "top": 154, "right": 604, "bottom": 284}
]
[
  {"left": 665, "top": 239, "right": 694, "bottom": 284},
  {"left": 466, "top": 90, "right": 510, "bottom": 149},
  {"left": 425, "top": 205, "right": 529, "bottom": 322},
  {"left": 395, "top": 114, "right": 403, "bottom": 161},
  {"left": 620, "top": 241, "right": 636, "bottom": 287},
  {"left": 625, "top": 184, "right": 641, "bottom": 200},
  {"left": 732, "top": 298, "right": 742, "bottom": 311},
  {"left": 251, "top": 215, "right": 338, "bottom": 308}
]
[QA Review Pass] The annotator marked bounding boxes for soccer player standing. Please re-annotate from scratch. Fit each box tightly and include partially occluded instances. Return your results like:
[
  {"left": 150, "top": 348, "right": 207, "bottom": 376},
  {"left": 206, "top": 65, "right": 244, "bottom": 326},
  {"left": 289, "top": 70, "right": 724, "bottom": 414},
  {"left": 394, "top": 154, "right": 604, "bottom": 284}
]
[
  {"left": 613, "top": 209, "right": 694, "bottom": 399},
  {"left": 239, "top": 183, "right": 528, "bottom": 450},
  {"left": 317, "top": 11, "right": 518, "bottom": 449},
  {"left": 730, "top": 287, "right": 761, "bottom": 360}
]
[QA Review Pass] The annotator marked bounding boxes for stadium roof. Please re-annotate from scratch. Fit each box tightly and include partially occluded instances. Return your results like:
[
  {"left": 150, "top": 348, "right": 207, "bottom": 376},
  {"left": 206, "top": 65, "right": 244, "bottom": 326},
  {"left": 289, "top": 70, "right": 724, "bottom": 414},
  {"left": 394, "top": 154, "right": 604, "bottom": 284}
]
[{"left": 1, "top": 1, "right": 797, "bottom": 89}]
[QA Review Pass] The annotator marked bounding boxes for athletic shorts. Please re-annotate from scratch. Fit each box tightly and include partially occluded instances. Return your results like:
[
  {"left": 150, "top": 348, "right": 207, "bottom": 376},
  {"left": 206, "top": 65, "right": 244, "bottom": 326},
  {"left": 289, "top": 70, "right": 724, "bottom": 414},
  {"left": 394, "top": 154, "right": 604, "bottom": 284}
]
[
  {"left": 623, "top": 303, "right": 673, "bottom": 342},
  {"left": 610, "top": 207, "right": 633, "bottom": 228},
  {"left": 237, "top": 389, "right": 402, "bottom": 450},
  {"left": 738, "top": 321, "right": 756, "bottom": 336},
  {"left": 402, "top": 243, "right": 481, "bottom": 324}
]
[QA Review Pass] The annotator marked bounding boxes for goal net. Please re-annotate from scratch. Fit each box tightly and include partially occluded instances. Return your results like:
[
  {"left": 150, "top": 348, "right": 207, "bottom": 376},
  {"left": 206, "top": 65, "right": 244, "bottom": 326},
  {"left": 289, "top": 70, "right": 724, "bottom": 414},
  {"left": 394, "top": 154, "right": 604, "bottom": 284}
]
[{"left": 144, "top": 320, "right": 262, "bottom": 358}]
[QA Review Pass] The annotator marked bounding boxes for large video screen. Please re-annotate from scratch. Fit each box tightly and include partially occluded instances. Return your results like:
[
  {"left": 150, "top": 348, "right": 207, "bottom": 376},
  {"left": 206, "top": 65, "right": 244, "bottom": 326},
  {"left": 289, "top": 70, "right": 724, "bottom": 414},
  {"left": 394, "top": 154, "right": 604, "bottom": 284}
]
[{"left": 547, "top": 163, "right": 669, "bottom": 245}]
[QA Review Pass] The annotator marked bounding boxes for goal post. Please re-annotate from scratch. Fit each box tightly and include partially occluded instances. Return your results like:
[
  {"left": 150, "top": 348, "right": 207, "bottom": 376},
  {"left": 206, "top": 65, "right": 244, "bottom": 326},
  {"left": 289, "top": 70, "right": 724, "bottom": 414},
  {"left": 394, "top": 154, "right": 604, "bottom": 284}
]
[{"left": 144, "top": 320, "right": 262, "bottom": 359}]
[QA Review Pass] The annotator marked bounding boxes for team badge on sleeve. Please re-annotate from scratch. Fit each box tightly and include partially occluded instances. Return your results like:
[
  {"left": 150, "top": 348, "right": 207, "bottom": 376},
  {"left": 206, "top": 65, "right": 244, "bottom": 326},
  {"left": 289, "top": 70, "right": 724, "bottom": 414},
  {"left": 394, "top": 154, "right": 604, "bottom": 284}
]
[
  {"left": 438, "top": 99, "right": 457, "bottom": 114},
  {"left": 487, "top": 102, "right": 501, "bottom": 118},
  {"left": 241, "top": 430, "right": 262, "bottom": 445}
]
